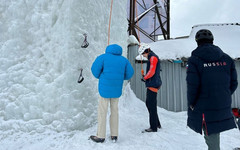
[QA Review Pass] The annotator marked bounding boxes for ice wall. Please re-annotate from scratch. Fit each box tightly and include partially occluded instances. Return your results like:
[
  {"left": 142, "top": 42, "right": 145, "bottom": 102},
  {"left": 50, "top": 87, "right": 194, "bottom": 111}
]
[{"left": 0, "top": 0, "right": 128, "bottom": 132}]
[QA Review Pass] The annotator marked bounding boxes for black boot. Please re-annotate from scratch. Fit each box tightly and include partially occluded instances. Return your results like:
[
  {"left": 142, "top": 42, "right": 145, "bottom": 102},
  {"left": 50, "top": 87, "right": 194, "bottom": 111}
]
[
  {"left": 144, "top": 128, "right": 157, "bottom": 132},
  {"left": 111, "top": 136, "right": 118, "bottom": 142},
  {"left": 89, "top": 135, "right": 105, "bottom": 143}
]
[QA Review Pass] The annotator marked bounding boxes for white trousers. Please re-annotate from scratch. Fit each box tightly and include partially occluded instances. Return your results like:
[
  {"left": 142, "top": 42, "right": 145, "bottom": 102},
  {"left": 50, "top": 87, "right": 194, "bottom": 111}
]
[{"left": 97, "top": 97, "right": 119, "bottom": 138}]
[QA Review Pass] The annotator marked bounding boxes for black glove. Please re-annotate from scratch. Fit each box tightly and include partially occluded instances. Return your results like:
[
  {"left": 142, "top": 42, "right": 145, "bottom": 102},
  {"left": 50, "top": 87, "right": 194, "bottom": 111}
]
[{"left": 141, "top": 77, "right": 146, "bottom": 82}]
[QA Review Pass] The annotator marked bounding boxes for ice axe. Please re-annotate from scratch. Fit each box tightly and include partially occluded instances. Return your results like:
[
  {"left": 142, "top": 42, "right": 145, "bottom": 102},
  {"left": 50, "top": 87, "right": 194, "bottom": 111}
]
[
  {"left": 77, "top": 68, "right": 84, "bottom": 83},
  {"left": 81, "top": 33, "right": 89, "bottom": 48}
]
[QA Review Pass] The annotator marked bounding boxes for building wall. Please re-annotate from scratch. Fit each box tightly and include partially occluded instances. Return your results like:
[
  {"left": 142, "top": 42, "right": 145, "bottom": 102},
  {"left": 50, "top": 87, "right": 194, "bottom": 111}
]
[{"left": 128, "top": 45, "right": 240, "bottom": 112}]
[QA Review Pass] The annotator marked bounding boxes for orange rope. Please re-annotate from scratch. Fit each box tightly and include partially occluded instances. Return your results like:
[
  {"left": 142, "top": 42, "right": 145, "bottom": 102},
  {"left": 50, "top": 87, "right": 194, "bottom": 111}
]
[
  {"left": 135, "top": 0, "right": 144, "bottom": 76},
  {"left": 108, "top": 0, "right": 114, "bottom": 45}
]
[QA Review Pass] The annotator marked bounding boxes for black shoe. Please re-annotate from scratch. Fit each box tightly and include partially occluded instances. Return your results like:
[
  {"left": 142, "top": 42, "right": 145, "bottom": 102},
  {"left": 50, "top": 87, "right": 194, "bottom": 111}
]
[
  {"left": 144, "top": 128, "right": 157, "bottom": 132},
  {"left": 111, "top": 136, "right": 118, "bottom": 142},
  {"left": 158, "top": 125, "right": 162, "bottom": 129},
  {"left": 89, "top": 135, "right": 105, "bottom": 143}
]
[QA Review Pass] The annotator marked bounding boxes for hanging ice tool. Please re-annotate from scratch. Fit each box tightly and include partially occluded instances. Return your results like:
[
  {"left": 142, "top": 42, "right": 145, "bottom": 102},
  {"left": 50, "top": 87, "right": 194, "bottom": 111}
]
[
  {"left": 77, "top": 68, "right": 84, "bottom": 83},
  {"left": 81, "top": 33, "right": 89, "bottom": 48}
]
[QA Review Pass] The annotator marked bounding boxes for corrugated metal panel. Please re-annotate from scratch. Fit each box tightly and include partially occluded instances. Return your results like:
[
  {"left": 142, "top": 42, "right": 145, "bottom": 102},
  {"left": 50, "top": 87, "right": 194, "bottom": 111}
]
[
  {"left": 158, "top": 61, "right": 187, "bottom": 111},
  {"left": 127, "top": 45, "right": 240, "bottom": 112},
  {"left": 232, "top": 62, "right": 240, "bottom": 108}
]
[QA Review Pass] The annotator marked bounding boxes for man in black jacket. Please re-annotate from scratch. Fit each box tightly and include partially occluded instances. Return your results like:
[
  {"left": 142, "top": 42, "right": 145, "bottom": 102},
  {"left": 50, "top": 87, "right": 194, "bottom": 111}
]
[{"left": 186, "top": 29, "right": 238, "bottom": 150}]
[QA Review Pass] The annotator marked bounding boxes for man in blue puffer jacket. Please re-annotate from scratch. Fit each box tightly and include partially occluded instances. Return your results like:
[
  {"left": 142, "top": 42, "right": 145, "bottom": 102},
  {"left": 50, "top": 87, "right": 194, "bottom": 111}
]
[
  {"left": 187, "top": 29, "right": 238, "bottom": 150},
  {"left": 90, "top": 44, "right": 134, "bottom": 143}
]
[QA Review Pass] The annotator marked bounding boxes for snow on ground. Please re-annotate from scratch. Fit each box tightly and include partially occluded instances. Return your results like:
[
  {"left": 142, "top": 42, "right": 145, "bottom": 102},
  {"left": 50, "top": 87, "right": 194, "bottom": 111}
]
[{"left": 0, "top": 84, "right": 239, "bottom": 150}]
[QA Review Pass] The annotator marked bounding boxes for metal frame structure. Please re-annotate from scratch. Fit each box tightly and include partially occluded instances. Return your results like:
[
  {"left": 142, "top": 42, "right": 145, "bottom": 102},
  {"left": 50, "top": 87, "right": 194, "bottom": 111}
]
[{"left": 128, "top": 0, "right": 170, "bottom": 42}]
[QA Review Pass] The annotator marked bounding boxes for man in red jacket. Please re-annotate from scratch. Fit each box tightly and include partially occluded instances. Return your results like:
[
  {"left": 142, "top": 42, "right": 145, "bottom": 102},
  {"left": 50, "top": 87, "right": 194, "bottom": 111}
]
[{"left": 139, "top": 43, "right": 162, "bottom": 132}]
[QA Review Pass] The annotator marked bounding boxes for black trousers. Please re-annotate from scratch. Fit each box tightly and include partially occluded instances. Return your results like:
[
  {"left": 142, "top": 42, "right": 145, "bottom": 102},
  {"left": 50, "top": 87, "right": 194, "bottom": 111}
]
[{"left": 146, "top": 89, "right": 161, "bottom": 131}]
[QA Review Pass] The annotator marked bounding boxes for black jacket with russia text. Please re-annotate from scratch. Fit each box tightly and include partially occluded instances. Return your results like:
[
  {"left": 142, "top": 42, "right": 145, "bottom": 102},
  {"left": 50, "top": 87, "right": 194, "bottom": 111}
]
[{"left": 186, "top": 43, "right": 238, "bottom": 135}]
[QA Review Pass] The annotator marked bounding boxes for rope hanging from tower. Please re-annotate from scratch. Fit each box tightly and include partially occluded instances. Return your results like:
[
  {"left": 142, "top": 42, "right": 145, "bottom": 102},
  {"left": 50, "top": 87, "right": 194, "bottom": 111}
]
[{"left": 107, "top": 0, "right": 114, "bottom": 45}]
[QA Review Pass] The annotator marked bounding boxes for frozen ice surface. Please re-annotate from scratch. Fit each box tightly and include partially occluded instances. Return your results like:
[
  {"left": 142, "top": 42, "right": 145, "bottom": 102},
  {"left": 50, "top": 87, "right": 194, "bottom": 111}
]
[{"left": 0, "top": 0, "right": 128, "bottom": 132}]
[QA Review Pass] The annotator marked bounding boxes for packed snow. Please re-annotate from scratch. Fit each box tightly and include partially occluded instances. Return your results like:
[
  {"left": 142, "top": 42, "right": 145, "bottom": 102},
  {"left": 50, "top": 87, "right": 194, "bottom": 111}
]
[{"left": 0, "top": 84, "right": 239, "bottom": 150}]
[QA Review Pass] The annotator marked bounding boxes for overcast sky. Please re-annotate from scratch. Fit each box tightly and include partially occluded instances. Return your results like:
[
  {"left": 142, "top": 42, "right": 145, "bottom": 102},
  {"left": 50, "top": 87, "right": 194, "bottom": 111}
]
[{"left": 170, "top": 0, "right": 240, "bottom": 38}]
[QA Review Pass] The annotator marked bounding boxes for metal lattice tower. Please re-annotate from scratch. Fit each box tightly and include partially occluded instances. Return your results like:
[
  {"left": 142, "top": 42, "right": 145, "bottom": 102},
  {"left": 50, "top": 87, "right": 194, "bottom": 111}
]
[{"left": 128, "top": 0, "right": 170, "bottom": 42}]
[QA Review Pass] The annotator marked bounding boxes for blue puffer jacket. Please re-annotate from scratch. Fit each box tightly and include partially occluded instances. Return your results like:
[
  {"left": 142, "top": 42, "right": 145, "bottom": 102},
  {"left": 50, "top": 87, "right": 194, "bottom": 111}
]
[
  {"left": 186, "top": 43, "right": 238, "bottom": 135},
  {"left": 91, "top": 44, "right": 134, "bottom": 98}
]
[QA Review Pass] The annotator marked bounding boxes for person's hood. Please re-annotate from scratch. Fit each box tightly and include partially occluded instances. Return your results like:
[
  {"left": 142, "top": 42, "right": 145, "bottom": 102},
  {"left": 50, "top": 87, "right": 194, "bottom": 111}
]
[
  {"left": 192, "top": 43, "right": 224, "bottom": 62},
  {"left": 105, "top": 44, "right": 122, "bottom": 55}
]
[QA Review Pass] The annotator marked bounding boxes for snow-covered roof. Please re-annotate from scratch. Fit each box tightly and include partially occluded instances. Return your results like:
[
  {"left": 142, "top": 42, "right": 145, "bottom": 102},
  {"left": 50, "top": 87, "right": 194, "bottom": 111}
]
[
  {"left": 137, "top": 23, "right": 240, "bottom": 60},
  {"left": 127, "top": 35, "right": 139, "bottom": 46}
]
